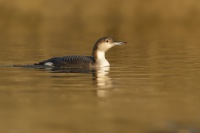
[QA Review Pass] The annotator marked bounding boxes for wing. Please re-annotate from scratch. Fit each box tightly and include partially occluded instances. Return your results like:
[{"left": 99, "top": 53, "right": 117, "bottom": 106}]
[{"left": 35, "top": 55, "right": 95, "bottom": 68}]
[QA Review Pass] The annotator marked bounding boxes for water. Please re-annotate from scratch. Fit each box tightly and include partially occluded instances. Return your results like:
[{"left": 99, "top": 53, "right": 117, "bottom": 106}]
[
  {"left": 0, "top": 37, "right": 200, "bottom": 133},
  {"left": 1, "top": 1, "right": 200, "bottom": 133}
]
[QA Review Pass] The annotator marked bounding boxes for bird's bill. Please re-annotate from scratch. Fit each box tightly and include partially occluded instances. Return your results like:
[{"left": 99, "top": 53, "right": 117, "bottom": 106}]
[{"left": 113, "top": 41, "right": 127, "bottom": 45}]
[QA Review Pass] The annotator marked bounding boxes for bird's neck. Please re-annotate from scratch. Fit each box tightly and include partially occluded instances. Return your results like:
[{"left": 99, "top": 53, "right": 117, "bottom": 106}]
[{"left": 93, "top": 50, "right": 110, "bottom": 67}]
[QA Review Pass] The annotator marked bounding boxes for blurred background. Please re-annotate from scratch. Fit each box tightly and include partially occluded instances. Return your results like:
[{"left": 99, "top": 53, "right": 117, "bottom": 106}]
[
  {"left": 0, "top": 0, "right": 200, "bottom": 42},
  {"left": 1, "top": 0, "right": 200, "bottom": 133}
]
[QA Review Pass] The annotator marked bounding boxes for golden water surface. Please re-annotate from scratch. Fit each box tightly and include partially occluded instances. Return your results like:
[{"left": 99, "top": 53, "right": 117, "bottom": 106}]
[{"left": 0, "top": 0, "right": 200, "bottom": 133}]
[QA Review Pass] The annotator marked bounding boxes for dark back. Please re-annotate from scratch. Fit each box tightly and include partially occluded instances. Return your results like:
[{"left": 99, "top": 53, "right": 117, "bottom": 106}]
[{"left": 37, "top": 55, "right": 95, "bottom": 69}]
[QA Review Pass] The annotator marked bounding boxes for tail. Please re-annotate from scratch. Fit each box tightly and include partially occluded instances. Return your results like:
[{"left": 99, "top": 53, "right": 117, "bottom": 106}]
[
  {"left": 11, "top": 59, "right": 43, "bottom": 67},
  {"left": 13, "top": 62, "right": 53, "bottom": 68},
  {"left": 0, "top": 64, "right": 44, "bottom": 68}
]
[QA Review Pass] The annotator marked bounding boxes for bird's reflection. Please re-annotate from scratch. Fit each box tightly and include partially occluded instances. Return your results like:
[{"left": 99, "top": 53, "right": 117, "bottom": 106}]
[
  {"left": 38, "top": 66, "right": 113, "bottom": 97},
  {"left": 92, "top": 67, "right": 113, "bottom": 97}
]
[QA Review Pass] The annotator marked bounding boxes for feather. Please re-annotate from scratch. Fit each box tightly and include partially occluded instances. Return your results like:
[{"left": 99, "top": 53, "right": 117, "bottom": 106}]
[{"left": 35, "top": 55, "right": 95, "bottom": 69}]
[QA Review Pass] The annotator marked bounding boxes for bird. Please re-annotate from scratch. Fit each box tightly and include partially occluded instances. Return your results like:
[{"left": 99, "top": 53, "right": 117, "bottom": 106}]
[{"left": 34, "top": 37, "right": 126, "bottom": 69}]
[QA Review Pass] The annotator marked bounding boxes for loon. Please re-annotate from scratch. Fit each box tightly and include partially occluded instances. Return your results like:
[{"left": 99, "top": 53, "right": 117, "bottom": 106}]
[{"left": 34, "top": 37, "right": 126, "bottom": 68}]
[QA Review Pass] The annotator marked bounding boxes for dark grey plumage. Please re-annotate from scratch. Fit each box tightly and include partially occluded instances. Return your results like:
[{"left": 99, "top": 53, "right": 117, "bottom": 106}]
[{"left": 35, "top": 55, "right": 95, "bottom": 68}]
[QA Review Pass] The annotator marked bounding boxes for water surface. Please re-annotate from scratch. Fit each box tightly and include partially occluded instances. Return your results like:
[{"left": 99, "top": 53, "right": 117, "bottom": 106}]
[
  {"left": 0, "top": 37, "right": 200, "bottom": 133},
  {"left": 1, "top": 1, "right": 200, "bottom": 133}
]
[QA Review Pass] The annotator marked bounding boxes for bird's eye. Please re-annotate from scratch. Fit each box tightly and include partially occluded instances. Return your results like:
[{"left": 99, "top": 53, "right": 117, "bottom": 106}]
[{"left": 106, "top": 40, "right": 109, "bottom": 43}]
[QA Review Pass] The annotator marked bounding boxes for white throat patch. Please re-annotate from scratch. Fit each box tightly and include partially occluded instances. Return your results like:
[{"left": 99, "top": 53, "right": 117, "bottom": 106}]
[{"left": 95, "top": 51, "right": 110, "bottom": 67}]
